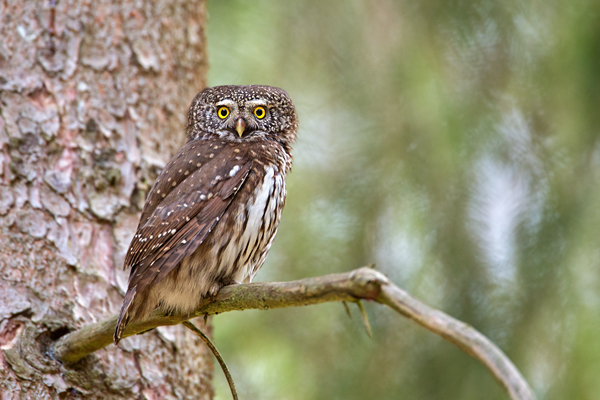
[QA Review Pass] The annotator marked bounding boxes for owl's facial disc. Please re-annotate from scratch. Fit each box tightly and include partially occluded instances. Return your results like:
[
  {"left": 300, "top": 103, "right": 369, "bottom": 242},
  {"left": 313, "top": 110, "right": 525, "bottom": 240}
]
[
  {"left": 187, "top": 85, "right": 297, "bottom": 144},
  {"left": 214, "top": 98, "right": 271, "bottom": 138}
]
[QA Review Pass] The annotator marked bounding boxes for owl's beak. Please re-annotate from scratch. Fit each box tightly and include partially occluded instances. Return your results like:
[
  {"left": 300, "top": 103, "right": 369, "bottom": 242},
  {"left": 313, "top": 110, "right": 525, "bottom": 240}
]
[{"left": 235, "top": 118, "right": 247, "bottom": 137}]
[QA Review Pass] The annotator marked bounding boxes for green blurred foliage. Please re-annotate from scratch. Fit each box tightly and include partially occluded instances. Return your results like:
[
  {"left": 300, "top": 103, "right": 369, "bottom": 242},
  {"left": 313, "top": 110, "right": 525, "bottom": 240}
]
[{"left": 206, "top": 0, "right": 600, "bottom": 399}]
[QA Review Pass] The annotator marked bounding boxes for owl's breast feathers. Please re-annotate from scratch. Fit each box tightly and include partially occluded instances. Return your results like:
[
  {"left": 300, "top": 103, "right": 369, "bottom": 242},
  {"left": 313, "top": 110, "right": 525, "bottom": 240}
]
[
  {"left": 125, "top": 138, "right": 287, "bottom": 289},
  {"left": 114, "top": 138, "right": 289, "bottom": 342}
]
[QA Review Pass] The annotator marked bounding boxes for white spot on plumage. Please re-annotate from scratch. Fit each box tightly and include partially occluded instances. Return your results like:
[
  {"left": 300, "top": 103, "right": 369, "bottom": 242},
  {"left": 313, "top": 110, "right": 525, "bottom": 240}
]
[{"left": 229, "top": 165, "right": 241, "bottom": 177}]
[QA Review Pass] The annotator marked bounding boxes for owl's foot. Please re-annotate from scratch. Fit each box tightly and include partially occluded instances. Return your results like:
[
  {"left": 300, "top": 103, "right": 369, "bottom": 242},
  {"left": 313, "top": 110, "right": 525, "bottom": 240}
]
[
  {"left": 222, "top": 278, "right": 242, "bottom": 286},
  {"left": 205, "top": 278, "right": 243, "bottom": 303},
  {"left": 207, "top": 283, "right": 221, "bottom": 302}
]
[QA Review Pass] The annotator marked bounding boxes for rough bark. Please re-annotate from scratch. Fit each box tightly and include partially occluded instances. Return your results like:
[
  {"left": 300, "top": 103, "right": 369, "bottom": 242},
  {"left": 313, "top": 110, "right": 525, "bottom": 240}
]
[{"left": 0, "top": 0, "right": 211, "bottom": 398}]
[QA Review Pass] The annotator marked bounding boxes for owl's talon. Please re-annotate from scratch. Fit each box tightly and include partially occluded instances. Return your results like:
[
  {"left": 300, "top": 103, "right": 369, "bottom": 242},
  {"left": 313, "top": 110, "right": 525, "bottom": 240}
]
[{"left": 207, "top": 283, "right": 221, "bottom": 302}]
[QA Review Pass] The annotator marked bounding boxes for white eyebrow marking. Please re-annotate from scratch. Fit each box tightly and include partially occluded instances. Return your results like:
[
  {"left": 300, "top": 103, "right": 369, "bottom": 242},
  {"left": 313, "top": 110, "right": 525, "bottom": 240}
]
[
  {"left": 246, "top": 99, "right": 268, "bottom": 107},
  {"left": 215, "top": 99, "right": 237, "bottom": 107}
]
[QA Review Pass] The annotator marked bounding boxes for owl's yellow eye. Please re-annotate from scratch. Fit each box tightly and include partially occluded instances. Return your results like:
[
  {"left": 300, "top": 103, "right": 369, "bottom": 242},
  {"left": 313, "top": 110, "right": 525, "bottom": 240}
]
[
  {"left": 217, "top": 107, "right": 230, "bottom": 119},
  {"left": 254, "top": 106, "right": 266, "bottom": 119}
]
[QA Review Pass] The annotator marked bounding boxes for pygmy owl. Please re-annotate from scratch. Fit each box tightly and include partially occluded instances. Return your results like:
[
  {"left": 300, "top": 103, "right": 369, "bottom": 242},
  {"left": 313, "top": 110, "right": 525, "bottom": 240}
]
[{"left": 114, "top": 85, "right": 298, "bottom": 344}]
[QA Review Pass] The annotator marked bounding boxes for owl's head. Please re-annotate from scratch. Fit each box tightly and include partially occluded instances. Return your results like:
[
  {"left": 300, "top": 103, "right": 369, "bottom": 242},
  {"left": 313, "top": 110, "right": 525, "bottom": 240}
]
[{"left": 186, "top": 85, "right": 298, "bottom": 148}]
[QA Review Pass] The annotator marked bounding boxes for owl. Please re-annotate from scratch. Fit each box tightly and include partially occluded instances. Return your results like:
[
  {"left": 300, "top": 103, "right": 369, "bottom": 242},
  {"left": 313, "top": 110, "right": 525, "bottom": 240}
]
[{"left": 114, "top": 85, "right": 298, "bottom": 344}]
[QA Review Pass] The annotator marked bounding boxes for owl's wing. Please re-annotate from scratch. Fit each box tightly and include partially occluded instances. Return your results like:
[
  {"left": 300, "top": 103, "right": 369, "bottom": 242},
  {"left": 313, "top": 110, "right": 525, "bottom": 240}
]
[
  {"left": 123, "top": 141, "right": 252, "bottom": 293},
  {"left": 135, "top": 139, "right": 222, "bottom": 228}
]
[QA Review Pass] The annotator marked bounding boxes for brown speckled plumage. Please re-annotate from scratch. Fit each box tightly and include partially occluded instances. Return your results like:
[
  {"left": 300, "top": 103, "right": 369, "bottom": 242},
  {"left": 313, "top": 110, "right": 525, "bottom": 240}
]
[{"left": 114, "top": 85, "right": 297, "bottom": 344}]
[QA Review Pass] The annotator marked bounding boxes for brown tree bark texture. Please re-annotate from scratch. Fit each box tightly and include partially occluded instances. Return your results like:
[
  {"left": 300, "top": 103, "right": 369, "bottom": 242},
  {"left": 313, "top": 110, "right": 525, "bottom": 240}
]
[{"left": 0, "top": 1, "right": 211, "bottom": 398}]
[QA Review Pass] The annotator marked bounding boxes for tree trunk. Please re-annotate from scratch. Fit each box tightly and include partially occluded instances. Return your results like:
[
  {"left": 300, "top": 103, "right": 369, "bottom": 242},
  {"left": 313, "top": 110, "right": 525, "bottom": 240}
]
[{"left": 0, "top": 1, "right": 211, "bottom": 398}]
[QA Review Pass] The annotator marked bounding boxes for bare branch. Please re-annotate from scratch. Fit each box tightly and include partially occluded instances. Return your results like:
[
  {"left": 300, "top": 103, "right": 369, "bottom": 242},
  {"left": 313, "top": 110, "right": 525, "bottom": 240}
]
[
  {"left": 51, "top": 267, "right": 535, "bottom": 400},
  {"left": 182, "top": 321, "right": 238, "bottom": 400}
]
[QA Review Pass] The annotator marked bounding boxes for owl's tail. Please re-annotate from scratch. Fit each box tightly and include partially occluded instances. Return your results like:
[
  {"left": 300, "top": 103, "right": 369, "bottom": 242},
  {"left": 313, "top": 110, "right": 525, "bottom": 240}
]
[{"left": 114, "top": 286, "right": 137, "bottom": 345}]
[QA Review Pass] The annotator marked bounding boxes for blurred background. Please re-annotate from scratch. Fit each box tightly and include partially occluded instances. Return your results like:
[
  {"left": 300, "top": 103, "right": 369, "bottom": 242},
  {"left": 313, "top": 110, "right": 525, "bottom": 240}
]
[{"left": 206, "top": 1, "right": 600, "bottom": 399}]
